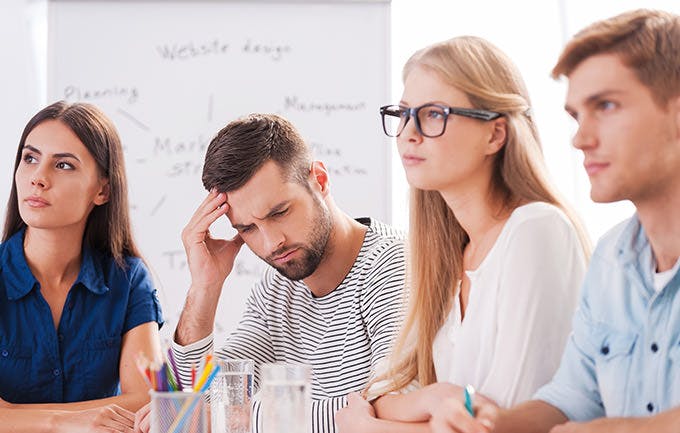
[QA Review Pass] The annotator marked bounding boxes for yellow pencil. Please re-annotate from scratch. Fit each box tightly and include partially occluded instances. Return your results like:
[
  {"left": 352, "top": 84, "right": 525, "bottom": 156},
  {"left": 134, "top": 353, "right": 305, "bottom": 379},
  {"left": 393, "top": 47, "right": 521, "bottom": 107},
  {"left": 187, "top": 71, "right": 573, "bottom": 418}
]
[{"left": 193, "top": 360, "right": 214, "bottom": 392}]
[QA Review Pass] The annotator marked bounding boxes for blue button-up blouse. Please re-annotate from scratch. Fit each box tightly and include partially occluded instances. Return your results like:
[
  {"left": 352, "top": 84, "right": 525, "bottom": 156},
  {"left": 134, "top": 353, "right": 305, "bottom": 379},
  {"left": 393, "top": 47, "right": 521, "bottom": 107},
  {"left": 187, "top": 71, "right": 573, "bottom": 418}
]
[{"left": 0, "top": 228, "right": 164, "bottom": 403}]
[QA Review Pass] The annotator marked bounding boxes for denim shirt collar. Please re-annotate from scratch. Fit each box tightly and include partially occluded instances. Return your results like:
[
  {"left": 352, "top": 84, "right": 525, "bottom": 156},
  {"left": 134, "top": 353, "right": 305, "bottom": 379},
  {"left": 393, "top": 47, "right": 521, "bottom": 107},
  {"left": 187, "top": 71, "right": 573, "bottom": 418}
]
[
  {"left": 1, "top": 228, "right": 109, "bottom": 301},
  {"left": 613, "top": 214, "right": 679, "bottom": 295},
  {"left": 615, "top": 215, "right": 648, "bottom": 264}
]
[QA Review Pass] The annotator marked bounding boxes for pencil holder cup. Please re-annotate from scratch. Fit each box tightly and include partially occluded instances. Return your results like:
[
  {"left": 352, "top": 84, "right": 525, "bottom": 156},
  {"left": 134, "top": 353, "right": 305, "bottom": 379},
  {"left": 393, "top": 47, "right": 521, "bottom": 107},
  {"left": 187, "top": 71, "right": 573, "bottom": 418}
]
[{"left": 150, "top": 391, "right": 208, "bottom": 433}]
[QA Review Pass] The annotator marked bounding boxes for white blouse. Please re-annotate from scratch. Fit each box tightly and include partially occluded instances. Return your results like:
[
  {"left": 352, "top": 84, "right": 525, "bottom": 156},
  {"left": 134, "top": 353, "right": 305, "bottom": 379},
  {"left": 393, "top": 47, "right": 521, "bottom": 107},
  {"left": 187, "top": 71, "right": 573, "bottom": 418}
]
[{"left": 432, "top": 202, "right": 587, "bottom": 407}]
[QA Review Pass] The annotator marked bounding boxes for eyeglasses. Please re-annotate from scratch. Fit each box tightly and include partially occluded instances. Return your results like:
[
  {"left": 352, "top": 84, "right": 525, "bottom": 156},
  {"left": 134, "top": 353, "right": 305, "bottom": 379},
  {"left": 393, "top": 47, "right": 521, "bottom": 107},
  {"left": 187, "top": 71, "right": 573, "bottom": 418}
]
[{"left": 379, "top": 103, "right": 502, "bottom": 138}]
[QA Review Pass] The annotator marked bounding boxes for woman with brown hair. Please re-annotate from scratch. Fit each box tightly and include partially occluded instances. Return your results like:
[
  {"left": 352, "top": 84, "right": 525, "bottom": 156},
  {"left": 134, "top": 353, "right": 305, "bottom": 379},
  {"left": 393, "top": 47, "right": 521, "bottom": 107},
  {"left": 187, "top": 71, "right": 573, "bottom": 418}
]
[
  {"left": 336, "top": 36, "right": 590, "bottom": 432},
  {"left": 0, "top": 101, "right": 163, "bottom": 432}
]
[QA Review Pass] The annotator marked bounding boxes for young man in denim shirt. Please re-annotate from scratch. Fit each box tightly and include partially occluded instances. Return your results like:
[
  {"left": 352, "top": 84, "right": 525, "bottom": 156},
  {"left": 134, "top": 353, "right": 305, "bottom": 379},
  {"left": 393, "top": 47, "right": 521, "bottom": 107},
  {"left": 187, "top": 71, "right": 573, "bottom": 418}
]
[{"left": 427, "top": 9, "right": 680, "bottom": 433}]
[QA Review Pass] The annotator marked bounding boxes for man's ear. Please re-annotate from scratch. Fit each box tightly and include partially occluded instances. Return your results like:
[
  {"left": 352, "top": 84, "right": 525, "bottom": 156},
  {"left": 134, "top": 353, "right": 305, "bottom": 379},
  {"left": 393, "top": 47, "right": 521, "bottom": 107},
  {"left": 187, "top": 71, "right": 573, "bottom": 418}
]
[
  {"left": 486, "top": 117, "right": 507, "bottom": 155},
  {"left": 309, "top": 161, "right": 330, "bottom": 196},
  {"left": 94, "top": 179, "right": 110, "bottom": 206}
]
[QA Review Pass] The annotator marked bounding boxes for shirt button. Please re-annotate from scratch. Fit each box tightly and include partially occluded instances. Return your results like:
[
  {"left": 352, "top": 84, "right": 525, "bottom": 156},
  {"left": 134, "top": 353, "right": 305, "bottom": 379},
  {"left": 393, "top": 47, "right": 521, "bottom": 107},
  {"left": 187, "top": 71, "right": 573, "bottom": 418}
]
[
  {"left": 53, "top": 368, "right": 61, "bottom": 376},
  {"left": 1, "top": 350, "right": 8, "bottom": 357},
  {"left": 58, "top": 334, "right": 64, "bottom": 342},
  {"left": 600, "top": 345, "right": 609, "bottom": 355},
  {"left": 651, "top": 343, "right": 658, "bottom": 353},
  {"left": 647, "top": 402, "right": 654, "bottom": 412}
]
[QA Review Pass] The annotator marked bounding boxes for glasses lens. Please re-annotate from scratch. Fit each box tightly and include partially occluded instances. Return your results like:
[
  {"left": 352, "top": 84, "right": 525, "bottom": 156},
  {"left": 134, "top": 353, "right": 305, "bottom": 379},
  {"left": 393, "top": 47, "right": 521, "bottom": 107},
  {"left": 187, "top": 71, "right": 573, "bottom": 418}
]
[
  {"left": 417, "top": 105, "right": 447, "bottom": 137},
  {"left": 381, "top": 106, "right": 407, "bottom": 137}
]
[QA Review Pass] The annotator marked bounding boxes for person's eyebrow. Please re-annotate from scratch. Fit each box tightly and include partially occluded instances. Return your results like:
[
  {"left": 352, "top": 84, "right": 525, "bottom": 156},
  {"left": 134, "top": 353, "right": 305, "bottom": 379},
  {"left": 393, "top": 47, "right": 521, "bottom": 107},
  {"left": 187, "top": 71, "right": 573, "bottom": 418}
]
[
  {"left": 231, "top": 200, "right": 291, "bottom": 231},
  {"left": 232, "top": 222, "right": 255, "bottom": 232},
  {"left": 565, "top": 89, "right": 625, "bottom": 111},
  {"left": 584, "top": 90, "right": 623, "bottom": 106},
  {"left": 22, "top": 144, "right": 81, "bottom": 162},
  {"left": 263, "top": 201, "right": 290, "bottom": 218}
]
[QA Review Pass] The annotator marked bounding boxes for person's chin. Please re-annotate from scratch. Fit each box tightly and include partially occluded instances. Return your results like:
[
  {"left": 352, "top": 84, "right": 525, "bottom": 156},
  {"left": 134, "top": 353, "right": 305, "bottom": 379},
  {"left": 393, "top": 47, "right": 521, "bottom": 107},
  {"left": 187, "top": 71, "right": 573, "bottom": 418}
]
[
  {"left": 589, "top": 186, "right": 624, "bottom": 203},
  {"left": 277, "top": 267, "right": 312, "bottom": 281},
  {"left": 405, "top": 174, "right": 437, "bottom": 191}
]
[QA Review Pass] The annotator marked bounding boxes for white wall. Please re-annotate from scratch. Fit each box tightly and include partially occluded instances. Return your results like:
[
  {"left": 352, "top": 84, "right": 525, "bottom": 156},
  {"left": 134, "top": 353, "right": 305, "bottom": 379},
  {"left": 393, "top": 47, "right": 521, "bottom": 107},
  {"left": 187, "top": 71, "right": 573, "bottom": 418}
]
[
  {"left": 0, "top": 0, "right": 43, "bottom": 224},
  {"left": 3, "top": 0, "right": 680, "bottom": 242},
  {"left": 389, "top": 0, "right": 680, "bottom": 241}
]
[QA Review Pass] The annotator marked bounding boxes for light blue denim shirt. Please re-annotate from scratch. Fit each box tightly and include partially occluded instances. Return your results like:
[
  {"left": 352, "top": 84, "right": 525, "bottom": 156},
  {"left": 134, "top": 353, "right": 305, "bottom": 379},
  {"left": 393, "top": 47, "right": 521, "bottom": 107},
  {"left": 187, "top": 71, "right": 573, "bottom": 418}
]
[{"left": 535, "top": 215, "right": 680, "bottom": 420}]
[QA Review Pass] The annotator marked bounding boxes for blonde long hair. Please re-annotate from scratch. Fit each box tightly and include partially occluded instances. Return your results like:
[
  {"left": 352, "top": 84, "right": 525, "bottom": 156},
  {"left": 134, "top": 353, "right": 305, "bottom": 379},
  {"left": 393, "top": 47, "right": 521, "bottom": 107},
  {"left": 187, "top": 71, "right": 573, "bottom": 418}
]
[{"left": 374, "top": 36, "right": 591, "bottom": 394}]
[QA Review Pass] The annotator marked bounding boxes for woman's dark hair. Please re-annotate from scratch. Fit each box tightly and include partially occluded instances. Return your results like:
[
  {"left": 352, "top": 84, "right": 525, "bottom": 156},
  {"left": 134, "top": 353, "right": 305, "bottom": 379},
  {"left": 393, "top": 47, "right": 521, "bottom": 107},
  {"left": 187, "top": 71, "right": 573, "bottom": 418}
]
[{"left": 2, "top": 101, "right": 140, "bottom": 267}]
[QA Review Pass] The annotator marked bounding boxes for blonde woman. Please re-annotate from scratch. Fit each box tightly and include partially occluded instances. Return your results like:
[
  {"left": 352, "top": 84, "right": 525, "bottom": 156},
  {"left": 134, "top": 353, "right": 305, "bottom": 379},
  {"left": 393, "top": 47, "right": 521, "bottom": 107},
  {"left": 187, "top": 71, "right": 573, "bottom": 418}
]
[{"left": 336, "top": 36, "right": 590, "bottom": 432}]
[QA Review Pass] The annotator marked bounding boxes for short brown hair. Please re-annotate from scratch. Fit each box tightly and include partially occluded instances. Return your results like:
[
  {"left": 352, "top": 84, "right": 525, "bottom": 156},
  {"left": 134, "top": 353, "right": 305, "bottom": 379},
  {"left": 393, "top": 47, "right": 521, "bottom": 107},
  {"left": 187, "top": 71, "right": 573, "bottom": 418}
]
[
  {"left": 552, "top": 9, "right": 680, "bottom": 106},
  {"left": 202, "top": 114, "right": 312, "bottom": 192}
]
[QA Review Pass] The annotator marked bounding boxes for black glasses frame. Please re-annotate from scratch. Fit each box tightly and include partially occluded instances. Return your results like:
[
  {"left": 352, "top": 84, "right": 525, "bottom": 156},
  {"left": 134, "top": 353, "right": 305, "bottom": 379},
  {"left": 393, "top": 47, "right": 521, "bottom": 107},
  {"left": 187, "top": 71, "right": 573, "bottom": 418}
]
[{"left": 379, "top": 103, "right": 503, "bottom": 138}]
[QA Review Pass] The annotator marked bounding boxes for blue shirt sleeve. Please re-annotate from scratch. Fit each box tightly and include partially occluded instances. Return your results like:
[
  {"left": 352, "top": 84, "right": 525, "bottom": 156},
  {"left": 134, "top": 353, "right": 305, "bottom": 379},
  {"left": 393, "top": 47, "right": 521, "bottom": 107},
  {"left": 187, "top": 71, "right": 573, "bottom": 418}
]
[
  {"left": 533, "top": 274, "right": 606, "bottom": 421},
  {"left": 123, "top": 258, "right": 164, "bottom": 333}
]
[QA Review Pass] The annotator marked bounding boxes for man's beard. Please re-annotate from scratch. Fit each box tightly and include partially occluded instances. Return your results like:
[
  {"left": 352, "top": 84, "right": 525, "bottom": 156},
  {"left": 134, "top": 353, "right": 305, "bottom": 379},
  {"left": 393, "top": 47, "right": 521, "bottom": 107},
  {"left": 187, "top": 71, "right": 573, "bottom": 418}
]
[{"left": 263, "top": 198, "right": 332, "bottom": 281}]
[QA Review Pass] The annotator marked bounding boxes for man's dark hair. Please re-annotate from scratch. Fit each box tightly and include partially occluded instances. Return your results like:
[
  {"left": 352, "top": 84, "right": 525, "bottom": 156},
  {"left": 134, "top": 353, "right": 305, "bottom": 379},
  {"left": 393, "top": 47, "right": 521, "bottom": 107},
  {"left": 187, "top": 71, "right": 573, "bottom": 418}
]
[{"left": 202, "top": 113, "right": 312, "bottom": 192}]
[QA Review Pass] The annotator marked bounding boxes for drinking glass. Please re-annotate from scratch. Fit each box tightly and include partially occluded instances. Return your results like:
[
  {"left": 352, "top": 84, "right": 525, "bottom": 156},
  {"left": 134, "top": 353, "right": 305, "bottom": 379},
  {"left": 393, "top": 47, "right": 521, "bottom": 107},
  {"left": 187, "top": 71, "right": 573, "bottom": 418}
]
[
  {"left": 210, "top": 358, "right": 254, "bottom": 433},
  {"left": 260, "top": 363, "right": 311, "bottom": 433}
]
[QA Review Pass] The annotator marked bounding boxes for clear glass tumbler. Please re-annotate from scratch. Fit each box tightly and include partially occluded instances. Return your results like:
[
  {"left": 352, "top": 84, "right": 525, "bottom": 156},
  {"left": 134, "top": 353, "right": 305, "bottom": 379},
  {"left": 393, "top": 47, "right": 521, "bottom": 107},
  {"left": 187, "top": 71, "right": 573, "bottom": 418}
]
[
  {"left": 210, "top": 358, "right": 254, "bottom": 433},
  {"left": 260, "top": 363, "right": 311, "bottom": 433}
]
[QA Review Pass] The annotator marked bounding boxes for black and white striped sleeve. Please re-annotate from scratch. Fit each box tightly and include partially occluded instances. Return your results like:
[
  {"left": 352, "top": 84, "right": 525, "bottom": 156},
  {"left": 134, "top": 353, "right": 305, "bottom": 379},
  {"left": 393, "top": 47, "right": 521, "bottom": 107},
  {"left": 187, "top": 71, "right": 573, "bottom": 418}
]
[
  {"left": 251, "top": 395, "right": 347, "bottom": 433},
  {"left": 361, "top": 239, "right": 407, "bottom": 372},
  {"left": 171, "top": 280, "right": 275, "bottom": 391}
]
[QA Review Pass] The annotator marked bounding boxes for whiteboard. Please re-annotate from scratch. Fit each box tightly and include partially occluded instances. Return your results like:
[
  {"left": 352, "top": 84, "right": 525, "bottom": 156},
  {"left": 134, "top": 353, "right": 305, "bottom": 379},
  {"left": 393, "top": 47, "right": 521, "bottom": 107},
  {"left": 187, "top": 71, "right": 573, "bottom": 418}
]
[{"left": 48, "top": 0, "right": 391, "bottom": 342}]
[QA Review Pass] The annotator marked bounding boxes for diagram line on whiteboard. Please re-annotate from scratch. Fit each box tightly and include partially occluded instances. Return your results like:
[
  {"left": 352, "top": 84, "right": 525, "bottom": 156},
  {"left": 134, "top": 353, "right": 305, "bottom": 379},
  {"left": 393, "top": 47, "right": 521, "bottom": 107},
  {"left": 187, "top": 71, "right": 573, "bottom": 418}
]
[
  {"left": 150, "top": 195, "right": 166, "bottom": 216},
  {"left": 117, "top": 108, "right": 150, "bottom": 131}
]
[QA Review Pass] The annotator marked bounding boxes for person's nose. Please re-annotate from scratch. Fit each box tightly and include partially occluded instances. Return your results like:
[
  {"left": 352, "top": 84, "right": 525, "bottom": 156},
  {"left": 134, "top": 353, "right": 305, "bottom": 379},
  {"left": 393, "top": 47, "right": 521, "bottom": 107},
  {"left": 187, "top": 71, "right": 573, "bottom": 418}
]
[
  {"left": 572, "top": 115, "right": 598, "bottom": 151},
  {"left": 262, "top": 225, "right": 286, "bottom": 256},
  {"left": 30, "top": 164, "right": 50, "bottom": 190},
  {"left": 397, "top": 114, "right": 424, "bottom": 147}
]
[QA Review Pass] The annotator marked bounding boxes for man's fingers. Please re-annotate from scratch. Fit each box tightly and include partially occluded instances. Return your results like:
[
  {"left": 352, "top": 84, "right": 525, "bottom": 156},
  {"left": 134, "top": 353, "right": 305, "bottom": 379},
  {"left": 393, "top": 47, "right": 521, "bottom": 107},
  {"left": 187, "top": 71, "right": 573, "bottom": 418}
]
[
  {"left": 188, "top": 189, "right": 222, "bottom": 221},
  {"left": 182, "top": 193, "right": 229, "bottom": 246},
  {"left": 194, "top": 193, "right": 229, "bottom": 230},
  {"left": 186, "top": 191, "right": 228, "bottom": 228}
]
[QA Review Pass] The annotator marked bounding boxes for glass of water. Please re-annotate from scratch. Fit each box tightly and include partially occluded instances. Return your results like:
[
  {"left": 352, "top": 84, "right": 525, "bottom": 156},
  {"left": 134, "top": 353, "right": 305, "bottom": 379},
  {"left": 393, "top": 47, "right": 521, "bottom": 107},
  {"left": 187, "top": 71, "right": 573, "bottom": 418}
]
[
  {"left": 210, "top": 358, "right": 254, "bottom": 433},
  {"left": 260, "top": 363, "right": 311, "bottom": 433}
]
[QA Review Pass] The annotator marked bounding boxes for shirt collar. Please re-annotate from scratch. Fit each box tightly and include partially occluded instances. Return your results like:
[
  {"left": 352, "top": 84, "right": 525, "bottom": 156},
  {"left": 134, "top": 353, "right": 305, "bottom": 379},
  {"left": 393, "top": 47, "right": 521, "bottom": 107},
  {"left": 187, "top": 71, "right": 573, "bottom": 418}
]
[
  {"left": 1, "top": 228, "right": 37, "bottom": 300},
  {"left": 2, "top": 228, "right": 109, "bottom": 300},
  {"left": 615, "top": 214, "right": 649, "bottom": 265},
  {"left": 614, "top": 214, "right": 657, "bottom": 289},
  {"left": 74, "top": 244, "right": 109, "bottom": 295}
]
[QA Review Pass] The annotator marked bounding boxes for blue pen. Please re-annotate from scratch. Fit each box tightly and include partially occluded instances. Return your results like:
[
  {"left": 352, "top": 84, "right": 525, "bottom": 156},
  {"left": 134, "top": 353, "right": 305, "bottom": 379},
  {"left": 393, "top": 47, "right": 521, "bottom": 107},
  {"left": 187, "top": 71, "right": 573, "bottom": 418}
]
[{"left": 464, "top": 384, "right": 475, "bottom": 416}]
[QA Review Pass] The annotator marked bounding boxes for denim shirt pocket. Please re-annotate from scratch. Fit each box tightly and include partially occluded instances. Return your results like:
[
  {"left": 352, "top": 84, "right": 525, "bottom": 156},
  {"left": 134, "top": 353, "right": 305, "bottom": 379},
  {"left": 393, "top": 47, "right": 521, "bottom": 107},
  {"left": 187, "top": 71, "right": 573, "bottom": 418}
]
[
  {"left": 593, "top": 326, "right": 637, "bottom": 415},
  {"left": 0, "top": 344, "right": 34, "bottom": 402},
  {"left": 79, "top": 336, "right": 122, "bottom": 400}
]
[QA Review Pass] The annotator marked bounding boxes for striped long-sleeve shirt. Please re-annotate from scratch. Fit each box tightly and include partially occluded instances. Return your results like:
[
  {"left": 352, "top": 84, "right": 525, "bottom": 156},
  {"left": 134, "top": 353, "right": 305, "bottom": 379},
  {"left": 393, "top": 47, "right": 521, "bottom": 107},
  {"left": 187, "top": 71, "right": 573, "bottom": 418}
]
[{"left": 172, "top": 217, "right": 406, "bottom": 433}]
